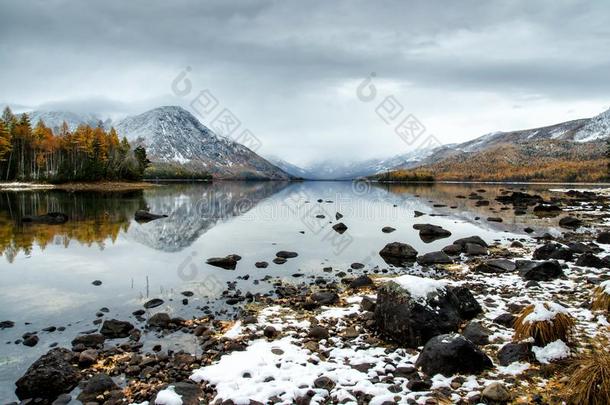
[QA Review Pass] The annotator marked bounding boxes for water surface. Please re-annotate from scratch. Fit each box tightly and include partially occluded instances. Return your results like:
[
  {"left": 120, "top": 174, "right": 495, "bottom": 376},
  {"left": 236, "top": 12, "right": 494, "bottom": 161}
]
[{"left": 0, "top": 181, "right": 588, "bottom": 401}]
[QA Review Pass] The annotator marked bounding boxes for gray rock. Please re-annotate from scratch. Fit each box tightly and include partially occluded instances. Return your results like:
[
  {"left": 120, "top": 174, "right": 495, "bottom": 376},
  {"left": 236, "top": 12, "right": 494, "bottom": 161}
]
[{"left": 482, "top": 382, "right": 511, "bottom": 403}]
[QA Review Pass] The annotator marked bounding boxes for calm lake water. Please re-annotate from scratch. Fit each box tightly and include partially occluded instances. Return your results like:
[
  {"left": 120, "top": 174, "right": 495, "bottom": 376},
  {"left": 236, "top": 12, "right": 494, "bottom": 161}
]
[{"left": 0, "top": 181, "right": 591, "bottom": 401}]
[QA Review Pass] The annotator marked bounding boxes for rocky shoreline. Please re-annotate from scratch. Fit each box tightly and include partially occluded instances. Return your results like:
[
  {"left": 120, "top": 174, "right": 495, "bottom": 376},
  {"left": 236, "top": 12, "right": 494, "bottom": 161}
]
[{"left": 5, "top": 187, "right": 610, "bottom": 404}]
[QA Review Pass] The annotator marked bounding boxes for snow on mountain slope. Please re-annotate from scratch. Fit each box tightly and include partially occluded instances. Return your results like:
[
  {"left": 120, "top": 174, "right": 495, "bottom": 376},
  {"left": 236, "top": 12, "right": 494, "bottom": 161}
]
[
  {"left": 264, "top": 156, "right": 312, "bottom": 179},
  {"left": 27, "top": 110, "right": 109, "bottom": 132},
  {"left": 114, "top": 106, "right": 290, "bottom": 180},
  {"left": 573, "top": 107, "right": 610, "bottom": 142},
  {"left": 302, "top": 145, "right": 439, "bottom": 180}
]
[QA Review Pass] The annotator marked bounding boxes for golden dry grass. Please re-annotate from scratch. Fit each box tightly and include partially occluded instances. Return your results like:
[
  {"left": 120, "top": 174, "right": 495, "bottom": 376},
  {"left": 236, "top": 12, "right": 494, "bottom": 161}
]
[
  {"left": 513, "top": 303, "right": 575, "bottom": 345},
  {"left": 592, "top": 286, "right": 610, "bottom": 312},
  {"left": 563, "top": 349, "right": 610, "bottom": 405}
]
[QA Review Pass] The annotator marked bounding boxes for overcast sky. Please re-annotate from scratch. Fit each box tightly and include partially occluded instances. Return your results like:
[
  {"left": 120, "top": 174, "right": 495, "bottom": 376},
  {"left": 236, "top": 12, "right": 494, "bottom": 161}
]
[{"left": 1, "top": 0, "right": 609, "bottom": 166}]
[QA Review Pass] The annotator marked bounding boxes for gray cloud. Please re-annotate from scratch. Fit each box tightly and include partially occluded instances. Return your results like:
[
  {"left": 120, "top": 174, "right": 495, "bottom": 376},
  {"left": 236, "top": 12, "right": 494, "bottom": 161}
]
[{"left": 1, "top": 0, "right": 609, "bottom": 165}]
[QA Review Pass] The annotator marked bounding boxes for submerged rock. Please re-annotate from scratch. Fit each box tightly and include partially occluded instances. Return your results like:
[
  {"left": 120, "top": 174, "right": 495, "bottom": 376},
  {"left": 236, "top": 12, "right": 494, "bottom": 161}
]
[
  {"left": 332, "top": 222, "right": 348, "bottom": 234},
  {"left": 413, "top": 224, "right": 451, "bottom": 242},
  {"left": 206, "top": 254, "right": 241, "bottom": 270},
  {"left": 15, "top": 348, "right": 81, "bottom": 401},
  {"left": 276, "top": 251, "right": 298, "bottom": 259},
  {"left": 415, "top": 333, "right": 493, "bottom": 376},
  {"left": 143, "top": 298, "right": 164, "bottom": 309},
  {"left": 0, "top": 320, "right": 15, "bottom": 329}
]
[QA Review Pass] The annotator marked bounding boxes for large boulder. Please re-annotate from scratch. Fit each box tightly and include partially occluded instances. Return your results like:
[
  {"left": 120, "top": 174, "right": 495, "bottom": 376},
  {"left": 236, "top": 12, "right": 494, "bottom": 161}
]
[
  {"left": 415, "top": 333, "right": 493, "bottom": 376},
  {"left": 516, "top": 260, "right": 564, "bottom": 281},
  {"left": 99, "top": 319, "right": 135, "bottom": 339},
  {"left": 15, "top": 348, "right": 81, "bottom": 401},
  {"left": 374, "top": 277, "right": 481, "bottom": 348},
  {"left": 379, "top": 242, "right": 418, "bottom": 266}
]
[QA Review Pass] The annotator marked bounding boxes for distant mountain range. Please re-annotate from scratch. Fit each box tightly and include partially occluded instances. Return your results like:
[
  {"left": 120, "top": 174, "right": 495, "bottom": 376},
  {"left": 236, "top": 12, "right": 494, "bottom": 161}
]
[
  {"left": 23, "top": 105, "right": 610, "bottom": 181},
  {"left": 26, "top": 106, "right": 291, "bottom": 180},
  {"left": 271, "top": 107, "right": 610, "bottom": 181}
]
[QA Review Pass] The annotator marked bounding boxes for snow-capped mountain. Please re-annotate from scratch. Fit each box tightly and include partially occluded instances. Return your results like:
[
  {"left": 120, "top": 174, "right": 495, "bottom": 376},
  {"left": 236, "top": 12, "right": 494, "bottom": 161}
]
[
  {"left": 292, "top": 145, "right": 438, "bottom": 180},
  {"left": 113, "top": 106, "right": 290, "bottom": 179},
  {"left": 264, "top": 156, "right": 312, "bottom": 179},
  {"left": 27, "top": 110, "right": 110, "bottom": 132}
]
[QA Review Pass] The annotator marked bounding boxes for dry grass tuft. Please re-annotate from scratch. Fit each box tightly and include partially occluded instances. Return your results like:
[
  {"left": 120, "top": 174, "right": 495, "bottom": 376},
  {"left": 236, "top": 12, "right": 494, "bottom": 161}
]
[
  {"left": 592, "top": 285, "right": 610, "bottom": 312},
  {"left": 513, "top": 303, "right": 575, "bottom": 345},
  {"left": 563, "top": 349, "right": 610, "bottom": 405}
]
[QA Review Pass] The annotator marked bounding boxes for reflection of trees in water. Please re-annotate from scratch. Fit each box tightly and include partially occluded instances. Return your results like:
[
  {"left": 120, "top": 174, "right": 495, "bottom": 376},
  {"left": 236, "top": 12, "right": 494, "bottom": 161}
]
[
  {"left": 129, "top": 181, "right": 290, "bottom": 252},
  {"left": 0, "top": 191, "right": 145, "bottom": 262}
]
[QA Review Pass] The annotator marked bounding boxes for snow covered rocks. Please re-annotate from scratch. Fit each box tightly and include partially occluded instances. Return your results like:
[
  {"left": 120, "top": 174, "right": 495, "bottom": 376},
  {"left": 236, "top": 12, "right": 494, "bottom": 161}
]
[
  {"left": 374, "top": 275, "right": 482, "bottom": 347},
  {"left": 415, "top": 333, "right": 493, "bottom": 376}
]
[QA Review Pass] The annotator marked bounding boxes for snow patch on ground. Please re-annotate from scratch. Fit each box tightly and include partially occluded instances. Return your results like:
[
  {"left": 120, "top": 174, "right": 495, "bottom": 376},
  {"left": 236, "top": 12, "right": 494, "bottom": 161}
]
[
  {"left": 532, "top": 340, "right": 570, "bottom": 364},
  {"left": 154, "top": 386, "right": 183, "bottom": 405}
]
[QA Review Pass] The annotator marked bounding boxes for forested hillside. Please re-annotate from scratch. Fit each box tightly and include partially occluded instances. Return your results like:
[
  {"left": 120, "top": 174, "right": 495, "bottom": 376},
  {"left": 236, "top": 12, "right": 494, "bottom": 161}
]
[{"left": 0, "top": 107, "right": 149, "bottom": 182}]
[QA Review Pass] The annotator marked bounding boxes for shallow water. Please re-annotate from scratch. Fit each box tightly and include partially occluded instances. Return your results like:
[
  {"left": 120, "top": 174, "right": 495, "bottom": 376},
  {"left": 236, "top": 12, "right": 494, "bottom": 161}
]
[{"left": 0, "top": 181, "right": 597, "bottom": 401}]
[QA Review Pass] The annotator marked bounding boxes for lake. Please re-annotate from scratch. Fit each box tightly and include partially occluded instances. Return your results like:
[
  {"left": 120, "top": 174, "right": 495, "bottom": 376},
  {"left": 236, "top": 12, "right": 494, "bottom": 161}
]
[{"left": 0, "top": 181, "right": 586, "bottom": 401}]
